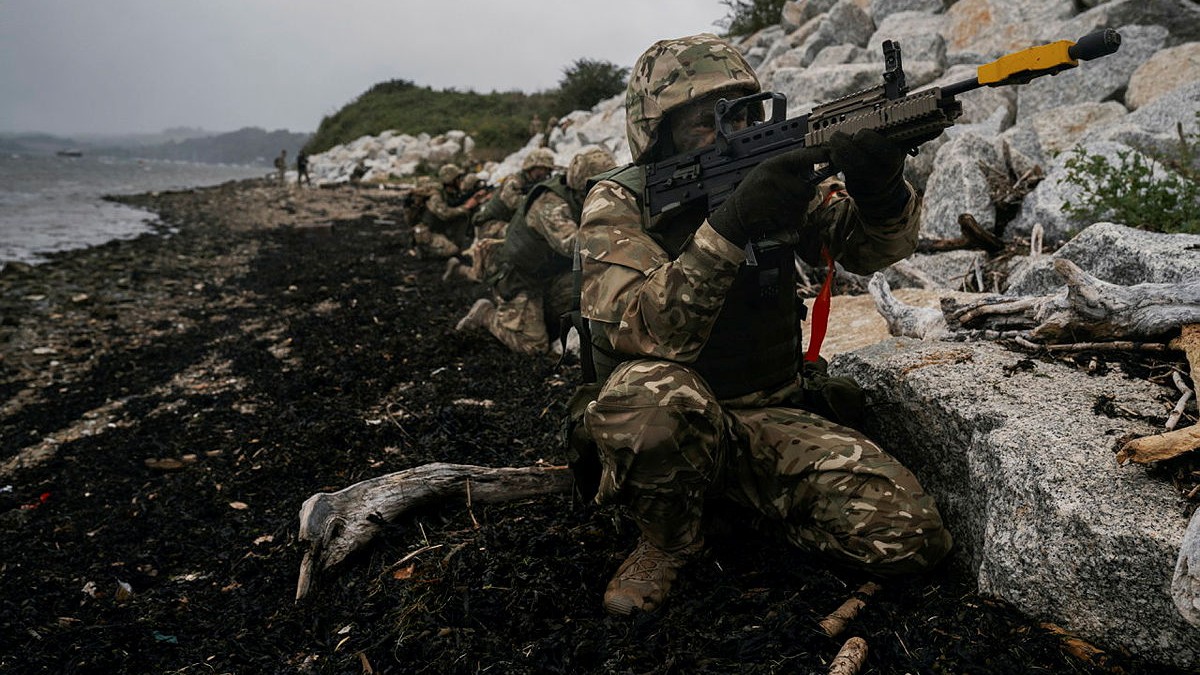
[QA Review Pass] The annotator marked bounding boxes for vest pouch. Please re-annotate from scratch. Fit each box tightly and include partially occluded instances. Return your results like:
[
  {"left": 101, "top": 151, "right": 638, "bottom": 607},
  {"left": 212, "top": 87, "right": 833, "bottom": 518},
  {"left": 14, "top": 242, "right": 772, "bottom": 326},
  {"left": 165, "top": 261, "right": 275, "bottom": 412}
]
[
  {"left": 799, "top": 356, "right": 866, "bottom": 430},
  {"left": 562, "top": 383, "right": 603, "bottom": 504}
]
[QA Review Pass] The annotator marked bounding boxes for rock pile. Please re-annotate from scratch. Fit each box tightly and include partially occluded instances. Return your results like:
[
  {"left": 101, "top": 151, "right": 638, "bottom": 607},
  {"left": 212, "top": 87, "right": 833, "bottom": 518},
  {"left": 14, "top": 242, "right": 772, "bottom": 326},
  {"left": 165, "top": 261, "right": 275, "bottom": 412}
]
[{"left": 307, "top": 130, "right": 475, "bottom": 185}]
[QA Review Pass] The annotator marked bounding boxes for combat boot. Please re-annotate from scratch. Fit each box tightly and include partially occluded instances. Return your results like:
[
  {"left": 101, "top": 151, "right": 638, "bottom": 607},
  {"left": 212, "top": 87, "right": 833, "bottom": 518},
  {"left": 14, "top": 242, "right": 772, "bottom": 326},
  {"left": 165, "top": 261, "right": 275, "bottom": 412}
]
[
  {"left": 442, "top": 256, "right": 463, "bottom": 281},
  {"left": 455, "top": 298, "right": 495, "bottom": 332},
  {"left": 603, "top": 536, "right": 703, "bottom": 615}
]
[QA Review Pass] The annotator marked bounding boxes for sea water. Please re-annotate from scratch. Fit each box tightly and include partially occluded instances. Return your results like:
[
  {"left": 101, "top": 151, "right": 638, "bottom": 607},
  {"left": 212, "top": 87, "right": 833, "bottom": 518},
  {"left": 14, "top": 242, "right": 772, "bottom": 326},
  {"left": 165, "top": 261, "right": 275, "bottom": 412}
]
[{"left": 0, "top": 153, "right": 265, "bottom": 268}]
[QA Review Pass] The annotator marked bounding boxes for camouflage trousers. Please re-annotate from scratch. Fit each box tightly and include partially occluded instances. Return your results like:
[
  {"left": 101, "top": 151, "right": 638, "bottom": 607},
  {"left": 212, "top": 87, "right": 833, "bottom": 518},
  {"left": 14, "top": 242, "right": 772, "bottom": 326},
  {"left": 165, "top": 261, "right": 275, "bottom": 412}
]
[
  {"left": 583, "top": 359, "right": 952, "bottom": 574},
  {"left": 481, "top": 272, "right": 573, "bottom": 356},
  {"left": 412, "top": 224, "right": 460, "bottom": 258}
]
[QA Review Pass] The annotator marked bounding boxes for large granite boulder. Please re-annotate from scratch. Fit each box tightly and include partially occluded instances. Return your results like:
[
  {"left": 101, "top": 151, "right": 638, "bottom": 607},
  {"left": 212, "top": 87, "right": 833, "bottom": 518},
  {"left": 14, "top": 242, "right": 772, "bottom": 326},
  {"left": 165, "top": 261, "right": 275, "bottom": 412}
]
[
  {"left": 831, "top": 339, "right": 1200, "bottom": 669},
  {"left": 1177, "top": 510, "right": 1200, "bottom": 626},
  {"left": 919, "top": 131, "right": 1003, "bottom": 239},
  {"left": 1005, "top": 222, "right": 1200, "bottom": 296},
  {"left": 1126, "top": 42, "right": 1200, "bottom": 110},
  {"left": 943, "top": 0, "right": 1075, "bottom": 64}
]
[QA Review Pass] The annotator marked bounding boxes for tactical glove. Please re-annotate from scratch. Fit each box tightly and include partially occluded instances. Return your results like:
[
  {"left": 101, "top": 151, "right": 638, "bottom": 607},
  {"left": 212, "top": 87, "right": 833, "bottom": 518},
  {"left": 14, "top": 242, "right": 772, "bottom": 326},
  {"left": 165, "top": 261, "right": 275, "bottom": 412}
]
[
  {"left": 707, "top": 146, "right": 827, "bottom": 247},
  {"left": 826, "top": 129, "right": 910, "bottom": 219}
]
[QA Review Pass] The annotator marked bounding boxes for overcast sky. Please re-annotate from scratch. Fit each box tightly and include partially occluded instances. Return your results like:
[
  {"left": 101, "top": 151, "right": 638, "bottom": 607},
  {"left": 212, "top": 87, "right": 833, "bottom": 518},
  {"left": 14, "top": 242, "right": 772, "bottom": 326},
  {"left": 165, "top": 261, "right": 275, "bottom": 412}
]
[{"left": 0, "top": 0, "right": 732, "bottom": 136}]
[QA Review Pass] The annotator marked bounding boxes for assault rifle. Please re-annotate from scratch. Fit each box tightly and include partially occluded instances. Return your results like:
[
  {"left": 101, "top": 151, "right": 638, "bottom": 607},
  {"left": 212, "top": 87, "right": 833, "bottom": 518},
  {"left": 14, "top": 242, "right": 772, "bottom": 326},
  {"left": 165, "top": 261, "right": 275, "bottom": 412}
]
[{"left": 645, "top": 29, "right": 1123, "bottom": 218}]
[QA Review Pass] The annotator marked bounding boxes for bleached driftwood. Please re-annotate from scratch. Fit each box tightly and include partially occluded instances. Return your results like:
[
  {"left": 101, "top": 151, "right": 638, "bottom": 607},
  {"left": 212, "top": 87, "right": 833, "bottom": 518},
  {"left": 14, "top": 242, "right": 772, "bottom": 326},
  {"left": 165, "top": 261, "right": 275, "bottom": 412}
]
[
  {"left": 296, "top": 462, "right": 572, "bottom": 601},
  {"left": 871, "top": 259, "right": 1200, "bottom": 343},
  {"left": 1116, "top": 324, "right": 1200, "bottom": 465},
  {"left": 819, "top": 581, "right": 881, "bottom": 637},
  {"left": 828, "top": 637, "right": 869, "bottom": 675}
]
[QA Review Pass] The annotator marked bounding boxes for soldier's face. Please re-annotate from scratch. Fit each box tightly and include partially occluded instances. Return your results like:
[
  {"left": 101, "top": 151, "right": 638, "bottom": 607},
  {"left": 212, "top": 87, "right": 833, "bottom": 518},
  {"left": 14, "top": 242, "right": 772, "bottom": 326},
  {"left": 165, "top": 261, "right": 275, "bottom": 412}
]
[
  {"left": 527, "top": 167, "right": 550, "bottom": 182},
  {"left": 668, "top": 91, "right": 751, "bottom": 153}
]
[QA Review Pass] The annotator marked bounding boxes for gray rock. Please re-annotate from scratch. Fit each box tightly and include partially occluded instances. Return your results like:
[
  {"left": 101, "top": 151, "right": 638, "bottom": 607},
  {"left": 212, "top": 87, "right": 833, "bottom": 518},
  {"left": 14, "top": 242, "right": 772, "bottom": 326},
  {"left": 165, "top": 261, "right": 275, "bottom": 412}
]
[
  {"left": 1026, "top": 101, "right": 1129, "bottom": 156},
  {"left": 999, "top": 125, "right": 1048, "bottom": 180},
  {"left": 808, "top": 44, "right": 875, "bottom": 67},
  {"left": 1007, "top": 140, "right": 1159, "bottom": 242},
  {"left": 1100, "top": 80, "right": 1200, "bottom": 160},
  {"left": 1004, "top": 222, "right": 1200, "bottom": 296},
  {"left": 944, "top": 0, "right": 1075, "bottom": 64},
  {"left": 869, "top": 0, "right": 945, "bottom": 23},
  {"left": 1126, "top": 42, "right": 1200, "bottom": 110},
  {"left": 884, "top": 250, "right": 984, "bottom": 290},
  {"left": 781, "top": 0, "right": 838, "bottom": 30},
  {"left": 1175, "top": 510, "right": 1200, "bottom": 626},
  {"left": 830, "top": 339, "right": 1200, "bottom": 669},
  {"left": 1016, "top": 25, "right": 1169, "bottom": 119},
  {"left": 1058, "top": 0, "right": 1200, "bottom": 47},
  {"left": 867, "top": 11, "right": 949, "bottom": 66},
  {"left": 792, "top": 0, "right": 876, "bottom": 66},
  {"left": 920, "top": 131, "right": 1003, "bottom": 239}
]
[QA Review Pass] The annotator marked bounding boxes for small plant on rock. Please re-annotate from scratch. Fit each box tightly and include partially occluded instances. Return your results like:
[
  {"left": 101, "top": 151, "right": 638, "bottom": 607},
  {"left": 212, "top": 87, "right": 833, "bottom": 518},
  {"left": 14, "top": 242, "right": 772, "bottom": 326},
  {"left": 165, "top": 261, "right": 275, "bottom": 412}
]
[{"left": 1061, "top": 115, "right": 1200, "bottom": 234}]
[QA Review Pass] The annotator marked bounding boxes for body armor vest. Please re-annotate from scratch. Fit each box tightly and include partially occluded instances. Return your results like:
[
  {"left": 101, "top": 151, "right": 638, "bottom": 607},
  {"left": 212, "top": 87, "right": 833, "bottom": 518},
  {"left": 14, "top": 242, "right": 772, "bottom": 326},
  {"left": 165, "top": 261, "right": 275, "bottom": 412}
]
[
  {"left": 502, "top": 176, "right": 582, "bottom": 278},
  {"left": 473, "top": 174, "right": 527, "bottom": 225},
  {"left": 586, "top": 165, "right": 801, "bottom": 399},
  {"left": 420, "top": 186, "right": 461, "bottom": 229}
]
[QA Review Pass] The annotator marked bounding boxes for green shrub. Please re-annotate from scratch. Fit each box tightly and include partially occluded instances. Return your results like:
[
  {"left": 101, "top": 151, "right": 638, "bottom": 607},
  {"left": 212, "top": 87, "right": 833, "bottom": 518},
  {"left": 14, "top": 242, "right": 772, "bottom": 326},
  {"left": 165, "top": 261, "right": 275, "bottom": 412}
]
[
  {"left": 717, "top": 0, "right": 787, "bottom": 37},
  {"left": 302, "top": 81, "right": 559, "bottom": 158},
  {"left": 1061, "top": 118, "right": 1200, "bottom": 234},
  {"left": 556, "top": 58, "right": 628, "bottom": 114}
]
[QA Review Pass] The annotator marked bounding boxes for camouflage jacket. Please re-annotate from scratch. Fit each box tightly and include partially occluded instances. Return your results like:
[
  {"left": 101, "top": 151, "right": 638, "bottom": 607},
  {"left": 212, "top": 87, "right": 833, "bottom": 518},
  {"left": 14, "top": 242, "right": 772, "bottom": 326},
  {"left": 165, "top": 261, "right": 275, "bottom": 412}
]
[
  {"left": 472, "top": 173, "right": 528, "bottom": 226},
  {"left": 426, "top": 187, "right": 472, "bottom": 223},
  {"left": 525, "top": 186, "right": 580, "bottom": 260},
  {"left": 578, "top": 171, "right": 918, "bottom": 364}
]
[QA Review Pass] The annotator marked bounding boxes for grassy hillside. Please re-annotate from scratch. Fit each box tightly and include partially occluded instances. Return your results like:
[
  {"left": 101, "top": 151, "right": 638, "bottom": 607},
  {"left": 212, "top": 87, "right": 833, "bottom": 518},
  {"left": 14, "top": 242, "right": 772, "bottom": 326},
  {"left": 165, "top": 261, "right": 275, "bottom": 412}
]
[{"left": 303, "top": 79, "right": 564, "bottom": 160}]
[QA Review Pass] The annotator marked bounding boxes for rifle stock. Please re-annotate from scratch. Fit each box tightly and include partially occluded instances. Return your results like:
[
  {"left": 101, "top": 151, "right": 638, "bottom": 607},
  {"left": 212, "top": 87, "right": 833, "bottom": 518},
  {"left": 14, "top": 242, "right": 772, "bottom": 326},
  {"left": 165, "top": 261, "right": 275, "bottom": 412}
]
[{"left": 644, "top": 29, "right": 1122, "bottom": 218}]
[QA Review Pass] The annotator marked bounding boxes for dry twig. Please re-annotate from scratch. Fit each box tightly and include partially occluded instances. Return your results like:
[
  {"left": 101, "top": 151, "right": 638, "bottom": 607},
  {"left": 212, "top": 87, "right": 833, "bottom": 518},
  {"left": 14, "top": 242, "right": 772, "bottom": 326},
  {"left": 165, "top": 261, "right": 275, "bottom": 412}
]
[
  {"left": 828, "top": 636, "right": 868, "bottom": 675},
  {"left": 819, "top": 582, "right": 881, "bottom": 637}
]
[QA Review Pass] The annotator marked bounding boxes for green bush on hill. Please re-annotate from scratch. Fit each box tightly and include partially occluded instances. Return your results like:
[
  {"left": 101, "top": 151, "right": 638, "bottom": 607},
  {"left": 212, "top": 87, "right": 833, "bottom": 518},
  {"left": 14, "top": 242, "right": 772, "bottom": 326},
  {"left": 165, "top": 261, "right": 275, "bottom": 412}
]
[
  {"left": 556, "top": 59, "right": 629, "bottom": 115},
  {"left": 717, "top": 0, "right": 788, "bottom": 37},
  {"left": 304, "top": 79, "right": 559, "bottom": 160},
  {"left": 304, "top": 59, "right": 629, "bottom": 162}
]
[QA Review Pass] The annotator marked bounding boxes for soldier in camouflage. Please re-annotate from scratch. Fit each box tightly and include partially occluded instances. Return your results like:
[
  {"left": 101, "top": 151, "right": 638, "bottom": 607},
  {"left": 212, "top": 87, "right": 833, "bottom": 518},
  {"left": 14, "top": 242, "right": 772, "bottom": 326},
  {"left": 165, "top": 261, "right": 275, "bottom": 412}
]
[
  {"left": 574, "top": 33, "right": 953, "bottom": 616},
  {"left": 457, "top": 146, "right": 617, "bottom": 354},
  {"left": 446, "top": 148, "right": 559, "bottom": 282},
  {"left": 414, "top": 163, "right": 480, "bottom": 259}
]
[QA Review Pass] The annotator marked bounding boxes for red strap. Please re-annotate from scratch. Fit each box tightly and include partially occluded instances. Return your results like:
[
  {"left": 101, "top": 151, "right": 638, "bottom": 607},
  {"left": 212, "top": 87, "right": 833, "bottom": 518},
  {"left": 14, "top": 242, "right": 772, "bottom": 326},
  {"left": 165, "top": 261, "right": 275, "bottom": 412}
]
[{"left": 804, "top": 246, "right": 835, "bottom": 363}]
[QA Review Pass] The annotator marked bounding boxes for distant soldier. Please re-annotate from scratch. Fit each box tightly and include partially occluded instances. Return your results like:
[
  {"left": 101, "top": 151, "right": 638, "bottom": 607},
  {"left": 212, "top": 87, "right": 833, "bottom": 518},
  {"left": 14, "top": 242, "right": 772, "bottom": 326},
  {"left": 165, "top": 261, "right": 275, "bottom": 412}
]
[
  {"left": 413, "top": 163, "right": 480, "bottom": 258},
  {"left": 541, "top": 117, "right": 559, "bottom": 147},
  {"left": 455, "top": 146, "right": 617, "bottom": 355},
  {"left": 529, "top": 114, "right": 544, "bottom": 139},
  {"left": 446, "top": 147, "right": 558, "bottom": 282},
  {"left": 274, "top": 149, "right": 288, "bottom": 185},
  {"left": 296, "top": 152, "right": 312, "bottom": 187}
]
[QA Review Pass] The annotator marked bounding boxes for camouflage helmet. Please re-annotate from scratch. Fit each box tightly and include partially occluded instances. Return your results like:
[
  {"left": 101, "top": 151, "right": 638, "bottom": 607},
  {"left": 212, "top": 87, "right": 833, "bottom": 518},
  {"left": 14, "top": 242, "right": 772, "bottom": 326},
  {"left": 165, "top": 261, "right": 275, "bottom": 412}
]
[
  {"left": 626, "top": 33, "right": 761, "bottom": 163},
  {"left": 438, "top": 163, "right": 465, "bottom": 185},
  {"left": 566, "top": 146, "right": 618, "bottom": 192},
  {"left": 461, "top": 173, "right": 483, "bottom": 192},
  {"left": 412, "top": 175, "right": 439, "bottom": 196},
  {"left": 521, "top": 147, "right": 556, "bottom": 171}
]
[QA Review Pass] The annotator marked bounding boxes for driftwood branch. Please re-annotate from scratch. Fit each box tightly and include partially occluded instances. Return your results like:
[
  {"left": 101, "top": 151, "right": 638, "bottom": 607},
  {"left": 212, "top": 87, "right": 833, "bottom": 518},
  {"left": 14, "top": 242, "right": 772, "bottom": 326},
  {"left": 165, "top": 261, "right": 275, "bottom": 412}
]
[
  {"left": 295, "top": 462, "right": 572, "bottom": 601},
  {"left": 819, "top": 582, "right": 881, "bottom": 637},
  {"left": 1116, "top": 324, "right": 1200, "bottom": 464},
  {"left": 873, "top": 260, "right": 1200, "bottom": 344},
  {"left": 828, "top": 637, "right": 868, "bottom": 675},
  {"left": 1116, "top": 425, "right": 1200, "bottom": 465}
]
